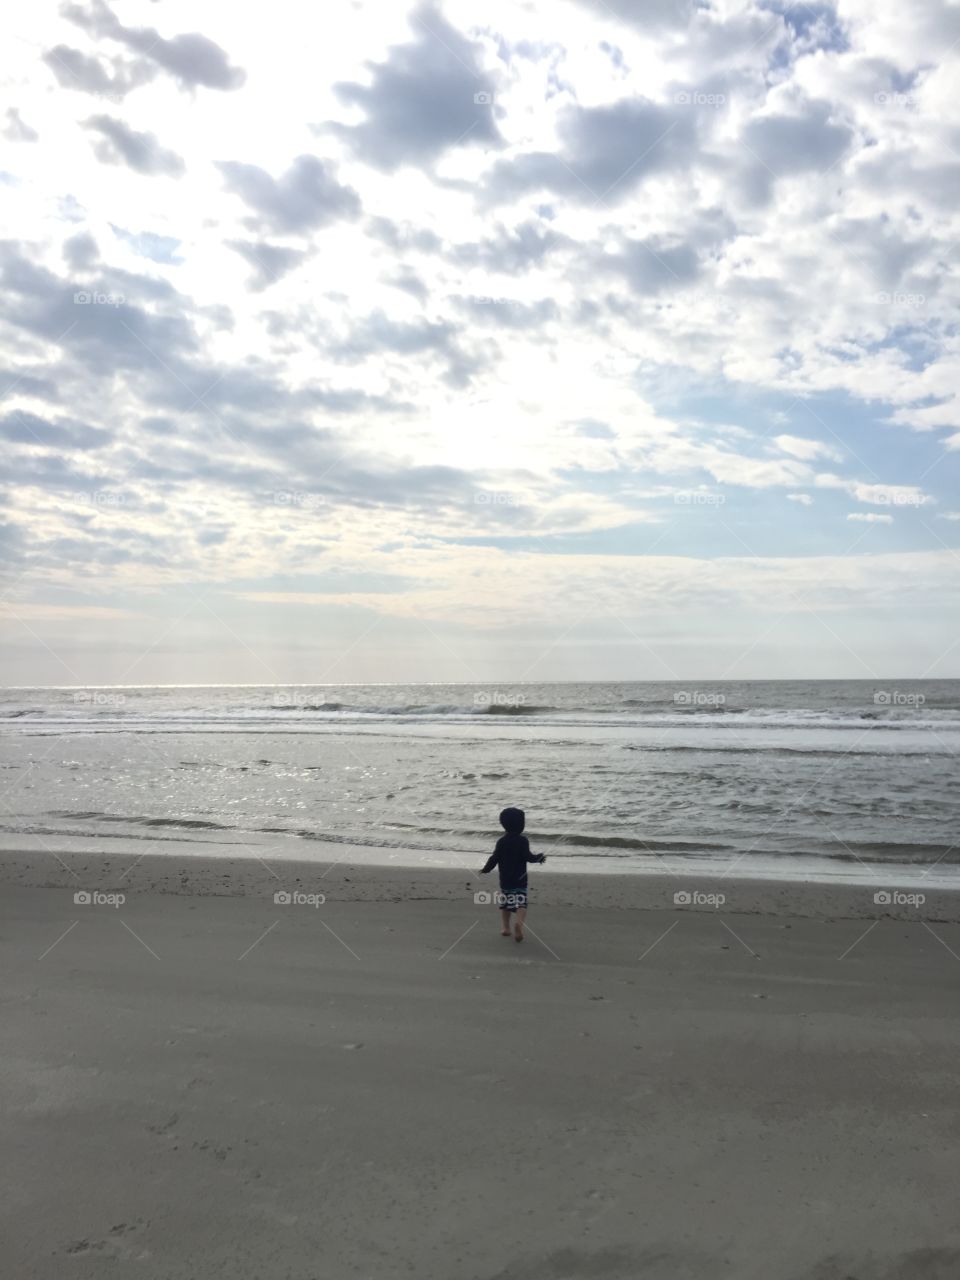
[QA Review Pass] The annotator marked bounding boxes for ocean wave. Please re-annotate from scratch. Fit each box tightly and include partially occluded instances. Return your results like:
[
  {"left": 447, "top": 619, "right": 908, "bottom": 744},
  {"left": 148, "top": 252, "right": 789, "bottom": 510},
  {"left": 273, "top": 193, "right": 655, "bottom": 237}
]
[
  {"left": 46, "top": 809, "right": 233, "bottom": 830},
  {"left": 622, "top": 743, "right": 947, "bottom": 757},
  {"left": 272, "top": 701, "right": 345, "bottom": 712},
  {"left": 15, "top": 811, "right": 960, "bottom": 867},
  {"left": 8, "top": 724, "right": 960, "bottom": 756},
  {"left": 822, "top": 844, "right": 960, "bottom": 865},
  {"left": 8, "top": 713, "right": 960, "bottom": 732},
  {"left": 475, "top": 703, "right": 554, "bottom": 715},
  {"left": 4, "top": 682, "right": 960, "bottom": 742}
]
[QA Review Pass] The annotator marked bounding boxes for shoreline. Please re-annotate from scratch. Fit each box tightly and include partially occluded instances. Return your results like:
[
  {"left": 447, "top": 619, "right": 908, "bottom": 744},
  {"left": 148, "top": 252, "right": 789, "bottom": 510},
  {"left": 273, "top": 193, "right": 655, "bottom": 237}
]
[{"left": 3, "top": 843, "right": 959, "bottom": 921}]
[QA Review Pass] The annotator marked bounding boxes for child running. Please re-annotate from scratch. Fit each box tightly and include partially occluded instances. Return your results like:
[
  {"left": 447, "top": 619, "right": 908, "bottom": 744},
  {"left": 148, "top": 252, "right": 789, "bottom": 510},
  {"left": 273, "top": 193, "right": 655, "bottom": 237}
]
[{"left": 478, "top": 806, "right": 547, "bottom": 942}]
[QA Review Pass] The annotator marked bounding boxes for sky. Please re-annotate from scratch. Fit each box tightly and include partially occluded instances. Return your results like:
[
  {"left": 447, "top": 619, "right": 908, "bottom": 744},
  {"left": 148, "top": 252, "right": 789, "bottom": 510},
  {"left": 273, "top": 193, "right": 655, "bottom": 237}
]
[{"left": 1, "top": 0, "right": 959, "bottom": 685}]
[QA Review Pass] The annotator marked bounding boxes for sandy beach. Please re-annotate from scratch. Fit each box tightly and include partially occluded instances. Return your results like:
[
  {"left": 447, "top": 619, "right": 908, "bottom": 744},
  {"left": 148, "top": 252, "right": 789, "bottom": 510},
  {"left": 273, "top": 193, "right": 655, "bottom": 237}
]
[{"left": 3, "top": 847, "right": 960, "bottom": 1279}]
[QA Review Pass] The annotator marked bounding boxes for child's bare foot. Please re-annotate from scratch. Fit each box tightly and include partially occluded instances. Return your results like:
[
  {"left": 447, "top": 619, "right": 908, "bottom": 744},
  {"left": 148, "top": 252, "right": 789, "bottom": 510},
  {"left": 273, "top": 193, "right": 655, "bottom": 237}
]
[
  {"left": 513, "top": 922, "right": 524, "bottom": 942},
  {"left": 500, "top": 928, "right": 511, "bottom": 936}
]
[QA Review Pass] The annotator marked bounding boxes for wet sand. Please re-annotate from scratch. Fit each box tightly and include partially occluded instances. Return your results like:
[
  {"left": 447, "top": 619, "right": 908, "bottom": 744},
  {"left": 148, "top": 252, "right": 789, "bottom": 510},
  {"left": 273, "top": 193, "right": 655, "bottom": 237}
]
[{"left": 2, "top": 848, "right": 960, "bottom": 1279}]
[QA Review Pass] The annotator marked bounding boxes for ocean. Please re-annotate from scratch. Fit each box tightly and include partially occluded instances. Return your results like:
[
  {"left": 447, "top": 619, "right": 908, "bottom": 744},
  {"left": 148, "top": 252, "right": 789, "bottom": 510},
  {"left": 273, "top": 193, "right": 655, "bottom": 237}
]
[{"left": 1, "top": 680, "right": 957, "bottom": 882}]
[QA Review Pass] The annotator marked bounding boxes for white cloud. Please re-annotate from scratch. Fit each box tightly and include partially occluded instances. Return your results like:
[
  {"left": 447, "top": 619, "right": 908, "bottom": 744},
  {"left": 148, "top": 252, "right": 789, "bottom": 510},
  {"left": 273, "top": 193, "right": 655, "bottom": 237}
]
[
  {"left": 816, "top": 477, "right": 933, "bottom": 507},
  {"left": 0, "top": 602, "right": 137, "bottom": 621},
  {"left": 774, "top": 434, "right": 842, "bottom": 462}
]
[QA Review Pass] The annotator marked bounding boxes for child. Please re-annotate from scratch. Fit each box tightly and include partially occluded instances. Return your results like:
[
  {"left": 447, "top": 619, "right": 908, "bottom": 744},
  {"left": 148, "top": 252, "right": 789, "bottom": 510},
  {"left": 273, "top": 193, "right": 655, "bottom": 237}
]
[{"left": 478, "top": 807, "right": 546, "bottom": 942}]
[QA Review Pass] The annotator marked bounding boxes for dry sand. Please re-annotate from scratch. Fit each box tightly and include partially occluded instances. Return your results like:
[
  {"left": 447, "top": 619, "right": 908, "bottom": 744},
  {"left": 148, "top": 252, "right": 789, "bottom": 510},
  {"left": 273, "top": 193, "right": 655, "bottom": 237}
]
[{"left": 3, "top": 847, "right": 960, "bottom": 1279}]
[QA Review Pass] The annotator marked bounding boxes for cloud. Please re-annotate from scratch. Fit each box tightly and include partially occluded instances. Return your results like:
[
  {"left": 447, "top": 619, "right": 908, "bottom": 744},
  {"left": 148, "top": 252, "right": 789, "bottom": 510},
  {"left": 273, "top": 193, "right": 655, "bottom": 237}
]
[
  {"left": 3, "top": 108, "right": 38, "bottom": 143},
  {"left": 213, "top": 544, "right": 959, "bottom": 632},
  {"left": 0, "top": 410, "right": 111, "bottom": 451},
  {"left": 485, "top": 98, "right": 697, "bottom": 205},
  {"left": 63, "top": 232, "right": 99, "bottom": 270},
  {"left": 0, "top": 239, "right": 214, "bottom": 407},
  {"left": 334, "top": 315, "right": 460, "bottom": 360},
  {"left": 0, "top": 368, "right": 58, "bottom": 402},
  {"left": 847, "top": 512, "right": 893, "bottom": 523},
  {"left": 597, "top": 235, "right": 702, "bottom": 296},
  {"left": 890, "top": 399, "right": 960, "bottom": 432},
  {"left": 42, "top": 44, "right": 152, "bottom": 99},
  {"left": 846, "top": 481, "right": 930, "bottom": 506},
  {"left": 387, "top": 270, "right": 429, "bottom": 303},
  {"left": 84, "top": 115, "right": 185, "bottom": 176},
  {"left": 227, "top": 241, "right": 308, "bottom": 290},
  {"left": 326, "top": 4, "right": 500, "bottom": 171},
  {"left": 63, "top": 0, "right": 245, "bottom": 91},
  {"left": 736, "top": 99, "right": 856, "bottom": 205},
  {"left": 453, "top": 295, "right": 558, "bottom": 330},
  {"left": 449, "top": 219, "right": 574, "bottom": 273},
  {"left": 774, "top": 434, "right": 842, "bottom": 461},
  {"left": 570, "top": 0, "right": 699, "bottom": 32},
  {"left": 813, "top": 476, "right": 933, "bottom": 507},
  {"left": 0, "top": 601, "right": 136, "bottom": 621},
  {"left": 787, "top": 493, "right": 813, "bottom": 505},
  {"left": 329, "top": 310, "right": 485, "bottom": 388},
  {"left": 4, "top": 452, "right": 114, "bottom": 494},
  {"left": 366, "top": 217, "right": 443, "bottom": 255},
  {"left": 218, "top": 156, "right": 361, "bottom": 233}
]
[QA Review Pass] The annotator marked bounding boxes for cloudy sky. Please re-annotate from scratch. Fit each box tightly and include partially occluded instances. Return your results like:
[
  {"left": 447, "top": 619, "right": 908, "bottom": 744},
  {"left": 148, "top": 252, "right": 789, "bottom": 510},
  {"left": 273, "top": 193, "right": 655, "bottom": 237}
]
[{"left": 1, "top": 0, "right": 959, "bottom": 684}]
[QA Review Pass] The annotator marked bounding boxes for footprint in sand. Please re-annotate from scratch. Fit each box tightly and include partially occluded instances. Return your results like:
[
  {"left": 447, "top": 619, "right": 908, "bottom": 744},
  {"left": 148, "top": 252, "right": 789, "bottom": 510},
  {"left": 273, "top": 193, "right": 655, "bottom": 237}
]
[
  {"left": 63, "top": 1219, "right": 150, "bottom": 1260},
  {"left": 146, "top": 1112, "right": 179, "bottom": 1135},
  {"left": 193, "top": 1138, "right": 230, "bottom": 1161}
]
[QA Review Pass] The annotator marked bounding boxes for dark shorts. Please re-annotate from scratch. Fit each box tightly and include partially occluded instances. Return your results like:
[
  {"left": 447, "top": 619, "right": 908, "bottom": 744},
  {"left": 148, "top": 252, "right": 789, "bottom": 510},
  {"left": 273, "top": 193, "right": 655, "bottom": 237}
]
[{"left": 495, "top": 889, "right": 527, "bottom": 912}]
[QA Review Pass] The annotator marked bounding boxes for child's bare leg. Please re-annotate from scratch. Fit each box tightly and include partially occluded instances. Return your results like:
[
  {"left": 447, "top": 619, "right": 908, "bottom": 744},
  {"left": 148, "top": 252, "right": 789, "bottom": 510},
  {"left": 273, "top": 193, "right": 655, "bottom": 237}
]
[
  {"left": 499, "top": 908, "right": 512, "bottom": 936},
  {"left": 514, "top": 907, "right": 527, "bottom": 941}
]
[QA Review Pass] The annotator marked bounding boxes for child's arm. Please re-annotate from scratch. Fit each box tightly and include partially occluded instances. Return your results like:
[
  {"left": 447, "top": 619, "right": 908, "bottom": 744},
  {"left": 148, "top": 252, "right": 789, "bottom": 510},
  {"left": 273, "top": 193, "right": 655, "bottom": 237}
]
[
  {"left": 478, "top": 849, "right": 499, "bottom": 876},
  {"left": 524, "top": 838, "right": 546, "bottom": 865}
]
